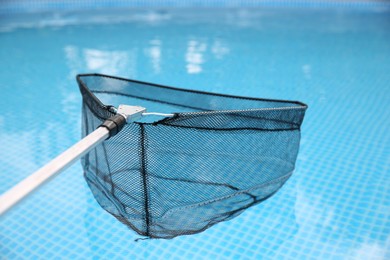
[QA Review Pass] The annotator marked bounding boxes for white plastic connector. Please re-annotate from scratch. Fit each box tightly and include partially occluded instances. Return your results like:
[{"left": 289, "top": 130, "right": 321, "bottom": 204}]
[{"left": 117, "top": 105, "right": 146, "bottom": 123}]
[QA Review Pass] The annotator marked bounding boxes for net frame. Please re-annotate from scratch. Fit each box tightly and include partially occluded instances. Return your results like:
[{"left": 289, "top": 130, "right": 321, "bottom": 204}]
[{"left": 77, "top": 73, "right": 307, "bottom": 239}]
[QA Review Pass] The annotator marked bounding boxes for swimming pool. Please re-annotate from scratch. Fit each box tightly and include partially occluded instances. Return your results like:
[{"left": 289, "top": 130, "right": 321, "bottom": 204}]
[{"left": 1, "top": 1, "right": 389, "bottom": 259}]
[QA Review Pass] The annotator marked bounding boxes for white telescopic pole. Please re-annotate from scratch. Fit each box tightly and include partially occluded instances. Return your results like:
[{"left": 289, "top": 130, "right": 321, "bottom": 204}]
[{"left": 0, "top": 127, "right": 110, "bottom": 216}]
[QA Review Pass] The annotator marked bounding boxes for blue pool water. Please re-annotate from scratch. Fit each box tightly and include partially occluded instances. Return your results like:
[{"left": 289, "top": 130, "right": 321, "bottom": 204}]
[{"left": 1, "top": 5, "right": 390, "bottom": 259}]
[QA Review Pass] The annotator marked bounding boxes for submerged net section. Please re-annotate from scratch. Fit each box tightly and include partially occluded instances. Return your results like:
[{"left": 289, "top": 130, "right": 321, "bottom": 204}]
[{"left": 77, "top": 74, "right": 307, "bottom": 239}]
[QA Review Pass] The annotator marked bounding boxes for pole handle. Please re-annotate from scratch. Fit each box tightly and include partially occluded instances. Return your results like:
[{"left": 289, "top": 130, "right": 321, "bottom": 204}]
[{"left": 0, "top": 127, "right": 109, "bottom": 216}]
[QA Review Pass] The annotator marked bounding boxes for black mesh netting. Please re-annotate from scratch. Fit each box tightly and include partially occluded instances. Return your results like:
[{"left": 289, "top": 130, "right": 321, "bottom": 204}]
[{"left": 77, "top": 73, "right": 307, "bottom": 239}]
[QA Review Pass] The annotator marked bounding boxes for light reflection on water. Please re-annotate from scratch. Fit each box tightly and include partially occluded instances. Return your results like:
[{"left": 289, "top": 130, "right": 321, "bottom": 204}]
[
  {"left": 145, "top": 39, "right": 162, "bottom": 74},
  {"left": 63, "top": 38, "right": 230, "bottom": 77}
]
